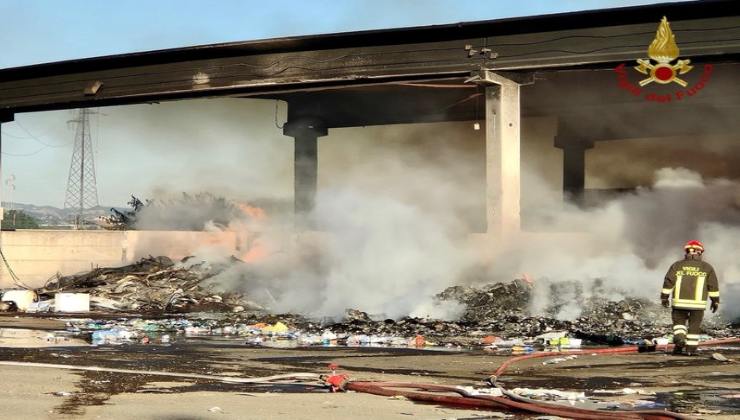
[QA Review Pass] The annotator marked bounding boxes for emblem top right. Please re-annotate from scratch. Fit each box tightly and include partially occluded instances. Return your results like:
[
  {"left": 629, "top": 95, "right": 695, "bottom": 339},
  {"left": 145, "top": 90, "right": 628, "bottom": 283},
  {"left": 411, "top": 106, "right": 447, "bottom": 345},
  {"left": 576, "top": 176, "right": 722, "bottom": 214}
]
[{"left": 635, "top": 16, "right": 693, "bottom": 87}]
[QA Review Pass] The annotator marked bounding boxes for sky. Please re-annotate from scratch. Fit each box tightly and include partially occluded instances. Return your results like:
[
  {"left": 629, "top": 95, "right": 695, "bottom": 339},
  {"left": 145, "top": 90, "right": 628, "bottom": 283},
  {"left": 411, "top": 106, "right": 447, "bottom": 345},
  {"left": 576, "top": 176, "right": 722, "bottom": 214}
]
[{"left": 0, "top": 0, "right": 671, "bottom": 207}]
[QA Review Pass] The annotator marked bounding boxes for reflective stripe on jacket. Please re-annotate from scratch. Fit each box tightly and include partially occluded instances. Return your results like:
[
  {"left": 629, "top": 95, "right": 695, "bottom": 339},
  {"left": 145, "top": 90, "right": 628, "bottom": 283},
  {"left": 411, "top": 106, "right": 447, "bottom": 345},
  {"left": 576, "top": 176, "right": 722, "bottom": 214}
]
[{"left": 661, "top": 257, "right": 719, "bottom": 310}]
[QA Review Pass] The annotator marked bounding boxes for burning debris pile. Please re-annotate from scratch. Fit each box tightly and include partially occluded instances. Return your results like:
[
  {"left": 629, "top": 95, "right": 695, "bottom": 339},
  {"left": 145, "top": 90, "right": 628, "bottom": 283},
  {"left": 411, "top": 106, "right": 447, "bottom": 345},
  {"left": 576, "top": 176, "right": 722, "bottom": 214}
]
[
  {"left": 5, "top": 256, "right": 733, "bottom": 348},
  {"left": 39, "top": 256, "right": 257, "bottom": 313},
  {"left": 436, "top": 279, "right": 531, "bottom": 323},
  {"left": 304, "top": 280, "right": 735, "bottom": 346},
  {"left": 431, "top": 280, "right": 735, "bottom": 342}
]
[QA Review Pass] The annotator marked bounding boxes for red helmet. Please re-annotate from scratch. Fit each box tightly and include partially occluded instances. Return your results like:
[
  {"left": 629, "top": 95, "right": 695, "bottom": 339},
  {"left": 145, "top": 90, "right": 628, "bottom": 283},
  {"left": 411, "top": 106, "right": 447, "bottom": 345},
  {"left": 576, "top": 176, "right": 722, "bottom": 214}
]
[{"left": 684, "top": 240, "right": 704, "bottom": 253}]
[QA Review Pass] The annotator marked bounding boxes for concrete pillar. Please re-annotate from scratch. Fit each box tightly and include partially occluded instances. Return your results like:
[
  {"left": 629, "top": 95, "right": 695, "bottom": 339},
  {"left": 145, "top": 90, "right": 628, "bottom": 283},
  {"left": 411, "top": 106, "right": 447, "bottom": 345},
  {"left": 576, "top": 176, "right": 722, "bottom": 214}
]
[
  {"left": 485, "top": 78, "right": 521, "bottom": 237},
  {"left": 563, "top": 145, "right": 586, "bottom": 198},
  {"left": 554, "top": 134, "right": 594, "bottom": 203},
  {"left": 0, "top": 112, "right": 13, "bottom": 286},
  {"left": 0, "top": 112, "right": 14, "bottom": 232},
  {"left": 283, "top": 118, "right": 327, "bottom": 223}
]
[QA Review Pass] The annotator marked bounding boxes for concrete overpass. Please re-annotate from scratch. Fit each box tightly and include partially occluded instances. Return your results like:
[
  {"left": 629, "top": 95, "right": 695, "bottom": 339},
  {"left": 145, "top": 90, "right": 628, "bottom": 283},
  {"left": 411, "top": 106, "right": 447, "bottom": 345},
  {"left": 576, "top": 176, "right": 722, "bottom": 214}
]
[{"left": 1, "top": 0, "right": 739, "bottom": 236}]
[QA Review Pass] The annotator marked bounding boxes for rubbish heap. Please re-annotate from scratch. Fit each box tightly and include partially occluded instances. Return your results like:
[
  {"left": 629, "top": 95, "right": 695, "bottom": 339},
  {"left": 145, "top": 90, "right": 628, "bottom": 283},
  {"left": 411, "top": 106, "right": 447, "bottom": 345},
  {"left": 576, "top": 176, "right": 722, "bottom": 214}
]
[
  {"left": 434, "top": 280, "right": 735, "bottom": 343},
  {"left": 3, "top": 256, "right": 736, "bottom": 349},
  {"left": 37, "top": 256, "right": 256, "bottom": 313}
]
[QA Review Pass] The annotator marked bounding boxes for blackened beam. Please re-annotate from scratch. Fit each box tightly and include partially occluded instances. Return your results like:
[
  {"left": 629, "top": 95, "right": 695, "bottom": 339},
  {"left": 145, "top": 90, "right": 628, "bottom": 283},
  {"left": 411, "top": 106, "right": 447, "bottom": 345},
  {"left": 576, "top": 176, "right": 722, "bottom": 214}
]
[
  {"left": 1, "top": 0, "right": 734, "bottom": 80},
  {"left": 1, "top": 15, "right": 739, "bottom": 113},
  {"left": 281, "top": 82, "right": 482, "bottom": 128},
  {"left": 0, "top": 39, "right": 485, "bottom": 113}
]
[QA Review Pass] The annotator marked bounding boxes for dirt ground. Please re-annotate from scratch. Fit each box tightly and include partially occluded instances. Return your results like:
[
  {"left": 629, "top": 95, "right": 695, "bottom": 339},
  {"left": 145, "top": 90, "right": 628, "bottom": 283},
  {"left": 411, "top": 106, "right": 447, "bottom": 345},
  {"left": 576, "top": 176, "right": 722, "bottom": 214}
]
[{"left": 0, "top": 332, "right": 738, "bottom": 419}]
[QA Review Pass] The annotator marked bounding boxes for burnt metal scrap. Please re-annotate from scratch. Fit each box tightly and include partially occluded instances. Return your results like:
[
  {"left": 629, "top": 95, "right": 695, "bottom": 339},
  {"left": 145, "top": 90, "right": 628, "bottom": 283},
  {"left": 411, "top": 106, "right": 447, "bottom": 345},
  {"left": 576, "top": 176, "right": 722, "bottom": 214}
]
[
  {"left": 97, "top": 195, "right": 143, "bottom": 230},
  {"left": 98, "top": 193, "right": 241, "bottom": 231},
  {"left": 40, "top": 256, "right": 257, "bottom": 313}
]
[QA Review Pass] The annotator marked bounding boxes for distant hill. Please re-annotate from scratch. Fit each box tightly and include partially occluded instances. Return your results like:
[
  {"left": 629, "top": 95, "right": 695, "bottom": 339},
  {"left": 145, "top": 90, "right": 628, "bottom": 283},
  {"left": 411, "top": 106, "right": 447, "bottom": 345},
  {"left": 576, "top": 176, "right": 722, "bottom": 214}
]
[{"left": 1, "top": 202, "right": 118, "bottom": 227}]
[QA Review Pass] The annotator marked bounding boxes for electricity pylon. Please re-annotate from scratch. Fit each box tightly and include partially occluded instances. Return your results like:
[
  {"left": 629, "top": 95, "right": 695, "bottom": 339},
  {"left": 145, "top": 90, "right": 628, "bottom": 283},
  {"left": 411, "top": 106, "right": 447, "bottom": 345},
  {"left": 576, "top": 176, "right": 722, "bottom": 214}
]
[{"left": 63, "top": 109, "right": 99, "bottom": 228}]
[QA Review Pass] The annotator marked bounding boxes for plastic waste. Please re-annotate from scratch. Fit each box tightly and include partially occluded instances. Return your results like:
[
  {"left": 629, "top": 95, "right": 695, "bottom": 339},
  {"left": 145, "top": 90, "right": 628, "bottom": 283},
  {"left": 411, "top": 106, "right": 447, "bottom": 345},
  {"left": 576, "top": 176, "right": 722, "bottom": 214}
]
[
  {"left": 593, "top": 388, "right": 655, "bottom": 396},
  {"left": 56, "top": 293, "right": 90, "bottom": 312},
  {"left": 481, "top": 335, "right": 500, "bottom": 345},
  {"left": 26, "top": 300, "right": 54, "bottom": 313},
  {"left": 321, "top": 330, "right": 338, "bottom": 345},
  {"left": 511, "top": 387, "right": 586, "bottom": 401},
  {"left": 494, "top": 338, "right": 524, "bottom": 347},
  {"left": 91, "top": 328, "right": 137, "bottom": 345},
  {"left": 456, "top": 386, "right": 504, "bottom": 397},
  {"left": 1, "top": 290, "right": 37, "bottom": 311},
  {"left": 653, "top": 337, "right": 670, "bottom": 346},
  {"left": 511, "top": 345, "right": 535, "bottom": 354},
  {"left": 542, "top": 355, "right": 578, "bottom": 365},
  {"left": 298, "top": 334, "right": 322, "bottom": 345},
  {"left": 262, "top": 322, "right": 290, "bottom": 335}
]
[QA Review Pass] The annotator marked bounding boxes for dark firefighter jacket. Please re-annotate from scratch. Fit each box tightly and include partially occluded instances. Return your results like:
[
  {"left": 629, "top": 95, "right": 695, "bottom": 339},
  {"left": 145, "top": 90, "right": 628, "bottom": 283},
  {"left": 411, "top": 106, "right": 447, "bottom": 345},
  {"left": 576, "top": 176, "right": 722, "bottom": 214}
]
[{"left": 662, "top": 256, "right": 720, "bottom": 310}]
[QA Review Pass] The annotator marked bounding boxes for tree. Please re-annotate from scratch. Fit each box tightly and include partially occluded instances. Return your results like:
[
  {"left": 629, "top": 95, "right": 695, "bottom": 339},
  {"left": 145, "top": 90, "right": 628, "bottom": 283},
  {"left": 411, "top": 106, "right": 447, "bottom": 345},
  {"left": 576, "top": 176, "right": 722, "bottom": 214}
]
[{"left": 3, "top": 210, "right": 40, "bottom": 229}]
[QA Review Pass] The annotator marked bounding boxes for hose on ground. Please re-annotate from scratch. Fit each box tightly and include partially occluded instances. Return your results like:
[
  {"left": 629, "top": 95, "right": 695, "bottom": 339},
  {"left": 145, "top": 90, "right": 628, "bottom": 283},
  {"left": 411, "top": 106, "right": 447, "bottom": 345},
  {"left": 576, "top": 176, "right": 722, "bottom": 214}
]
[
  {"left": 342, "top": 337, "right": 740, "bottom": 420},
  {"left": 490, "top": 337, "right": 740, "bottom": 383},
  {"left": 346, "top": 381, "right": 684, "bottom": 419},
  {"left": 493, "top": 384, "right": 696, "bottom": 420}
]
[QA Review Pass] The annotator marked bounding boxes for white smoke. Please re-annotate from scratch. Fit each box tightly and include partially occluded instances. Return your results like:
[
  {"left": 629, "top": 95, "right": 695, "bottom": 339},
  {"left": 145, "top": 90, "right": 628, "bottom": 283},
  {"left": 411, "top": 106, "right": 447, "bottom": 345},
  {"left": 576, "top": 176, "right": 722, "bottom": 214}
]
[
  {"left": 195, "top": 155, "right": 740, "bottom": 321},
  {"left": 518, "top": 167, "right": 740, "bottom": 320},
  {"left": 103, "top": 103, "right": 735, "bottom": 322}
]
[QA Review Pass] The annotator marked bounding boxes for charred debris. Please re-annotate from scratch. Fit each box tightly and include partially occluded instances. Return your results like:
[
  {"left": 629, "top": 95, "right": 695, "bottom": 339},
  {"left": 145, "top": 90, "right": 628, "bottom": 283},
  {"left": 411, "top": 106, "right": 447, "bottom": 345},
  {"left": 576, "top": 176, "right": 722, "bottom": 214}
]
[
  {"left": 39, "top": 256, "right": 258, "bottom": 313},
  {"left": 5, "top": 256, "right": 733, "bottom": 347}
]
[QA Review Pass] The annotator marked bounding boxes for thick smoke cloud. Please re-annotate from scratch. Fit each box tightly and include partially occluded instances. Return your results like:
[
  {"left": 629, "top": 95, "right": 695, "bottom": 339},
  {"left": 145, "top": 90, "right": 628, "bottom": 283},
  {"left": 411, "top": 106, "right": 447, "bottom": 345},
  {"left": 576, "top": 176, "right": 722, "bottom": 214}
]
[
  {"left": 201, "top": 122, "right": 483, "bottom": 320},
  {"left": 198, "top": 166, "right": 740, "bottom": 323},
  {"left": 83, "top": 100, "right": 737, "bottom": 322}
]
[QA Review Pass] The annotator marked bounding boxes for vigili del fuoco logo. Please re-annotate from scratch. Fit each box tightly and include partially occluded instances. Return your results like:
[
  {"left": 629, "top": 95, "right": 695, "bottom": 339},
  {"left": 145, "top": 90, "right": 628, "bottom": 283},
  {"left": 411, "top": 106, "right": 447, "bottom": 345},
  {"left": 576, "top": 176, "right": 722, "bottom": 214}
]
[{"left": 614, "top": 16, "right": 713, "bottom": 103}]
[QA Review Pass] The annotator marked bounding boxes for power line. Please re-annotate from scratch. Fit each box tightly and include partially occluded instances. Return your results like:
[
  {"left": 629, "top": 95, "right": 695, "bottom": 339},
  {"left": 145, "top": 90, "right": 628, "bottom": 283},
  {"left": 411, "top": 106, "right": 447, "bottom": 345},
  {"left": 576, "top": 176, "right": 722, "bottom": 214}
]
[
  {"left": 1, "top": 146, "right": 56, "bottom": 157},
  {"left": 1, "top": 121, "right": 71, "bottom": 148},
  {"left": 0, "top": 130, "right": 31, "bottom": 139},
  {"left": 15, "top": 120, "right": 72, "bottom": 147},
  {"left": 1, "top": 129, "right": 71, "bottom": 147},
  {"left": 0, "top": 122, "right": 71, "bottom": 156}
]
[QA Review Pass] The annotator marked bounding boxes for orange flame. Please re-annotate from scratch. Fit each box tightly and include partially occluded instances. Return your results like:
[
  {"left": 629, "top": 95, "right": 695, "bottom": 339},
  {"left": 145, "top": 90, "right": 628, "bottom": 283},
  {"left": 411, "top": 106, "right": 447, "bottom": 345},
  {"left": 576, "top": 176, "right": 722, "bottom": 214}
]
[
  {"left": 235, "top": 202, "right": 269, "bottom": 263},
  {"left": 237, "top": 202, "right": 267, "bottom": 221}
]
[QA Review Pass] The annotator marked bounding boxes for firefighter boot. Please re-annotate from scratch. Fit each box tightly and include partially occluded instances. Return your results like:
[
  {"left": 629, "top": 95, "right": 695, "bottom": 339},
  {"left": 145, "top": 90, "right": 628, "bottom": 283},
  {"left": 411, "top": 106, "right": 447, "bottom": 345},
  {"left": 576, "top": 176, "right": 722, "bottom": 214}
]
[
  {"left": 672, "top": 334, "right": 686, "bottom": 355},
  {"left": 685, "top": 345, "right": 698, "bottom": 356}
]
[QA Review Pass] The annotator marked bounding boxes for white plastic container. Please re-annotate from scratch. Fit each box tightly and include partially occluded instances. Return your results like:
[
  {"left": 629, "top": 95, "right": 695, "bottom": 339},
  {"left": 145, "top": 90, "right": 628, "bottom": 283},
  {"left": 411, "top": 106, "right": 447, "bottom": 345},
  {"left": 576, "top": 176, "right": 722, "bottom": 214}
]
[
  {"left": 55, "top": 293, "right": 90, "bottom": 312},
  {"left": 1, "top": 290, "right": 37, "bottom": 311},
  {"left": 654, "top": 337, "right": 670, "bottom": 346}
]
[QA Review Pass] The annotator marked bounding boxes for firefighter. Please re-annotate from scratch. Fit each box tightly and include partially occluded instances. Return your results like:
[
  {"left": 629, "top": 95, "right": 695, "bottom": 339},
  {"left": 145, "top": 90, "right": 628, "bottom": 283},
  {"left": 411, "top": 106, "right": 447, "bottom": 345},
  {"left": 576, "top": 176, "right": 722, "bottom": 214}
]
[{"left": 661, "top": 240, "right": 720, "bottom": 356}]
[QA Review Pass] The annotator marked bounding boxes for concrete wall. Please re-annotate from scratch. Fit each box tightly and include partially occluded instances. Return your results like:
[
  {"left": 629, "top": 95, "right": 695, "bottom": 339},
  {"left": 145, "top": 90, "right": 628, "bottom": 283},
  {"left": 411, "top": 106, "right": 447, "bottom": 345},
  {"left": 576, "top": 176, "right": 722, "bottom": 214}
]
[{"left": 0, "top": 230, "right": 238, "bottom": 288}]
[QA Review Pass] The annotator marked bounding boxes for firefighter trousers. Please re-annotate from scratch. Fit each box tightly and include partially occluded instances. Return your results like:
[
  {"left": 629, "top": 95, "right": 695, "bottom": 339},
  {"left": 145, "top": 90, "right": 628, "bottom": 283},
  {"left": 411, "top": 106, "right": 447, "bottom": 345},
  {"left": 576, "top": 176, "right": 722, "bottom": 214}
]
[{"left": 672, "top": 308, "right": 704, "bottom": 352}]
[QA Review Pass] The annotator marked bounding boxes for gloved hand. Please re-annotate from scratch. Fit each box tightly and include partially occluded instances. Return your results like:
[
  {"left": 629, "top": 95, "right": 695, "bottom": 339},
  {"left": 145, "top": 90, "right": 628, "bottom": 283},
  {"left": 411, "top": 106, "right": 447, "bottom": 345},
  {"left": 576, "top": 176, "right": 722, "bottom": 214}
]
[
  {"left": 710, "top": 300, "right": 719, "bottom": 313},
  {"left": 661, "top": 298, "right": 670, "bottom": 308}
]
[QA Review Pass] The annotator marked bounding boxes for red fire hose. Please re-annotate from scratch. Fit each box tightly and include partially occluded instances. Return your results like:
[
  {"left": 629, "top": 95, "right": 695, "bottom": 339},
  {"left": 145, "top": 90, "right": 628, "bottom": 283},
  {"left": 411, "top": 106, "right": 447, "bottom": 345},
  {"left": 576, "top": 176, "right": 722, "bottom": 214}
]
[
  {"left": 345, "top": 381, "right": 689, "bottom": 419},
  {"left": 491, "top": 337, "right": 740, "bottom": 380},
  {"left": 336, "top": 337, "right": 740, "bottom": 420}
]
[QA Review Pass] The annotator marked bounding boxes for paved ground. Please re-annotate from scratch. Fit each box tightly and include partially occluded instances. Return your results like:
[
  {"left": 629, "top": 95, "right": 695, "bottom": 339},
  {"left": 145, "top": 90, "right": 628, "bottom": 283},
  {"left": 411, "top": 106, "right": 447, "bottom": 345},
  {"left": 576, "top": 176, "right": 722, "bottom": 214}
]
[{"left": 0, "top": 323, "right": 738, "bottom": 419}]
